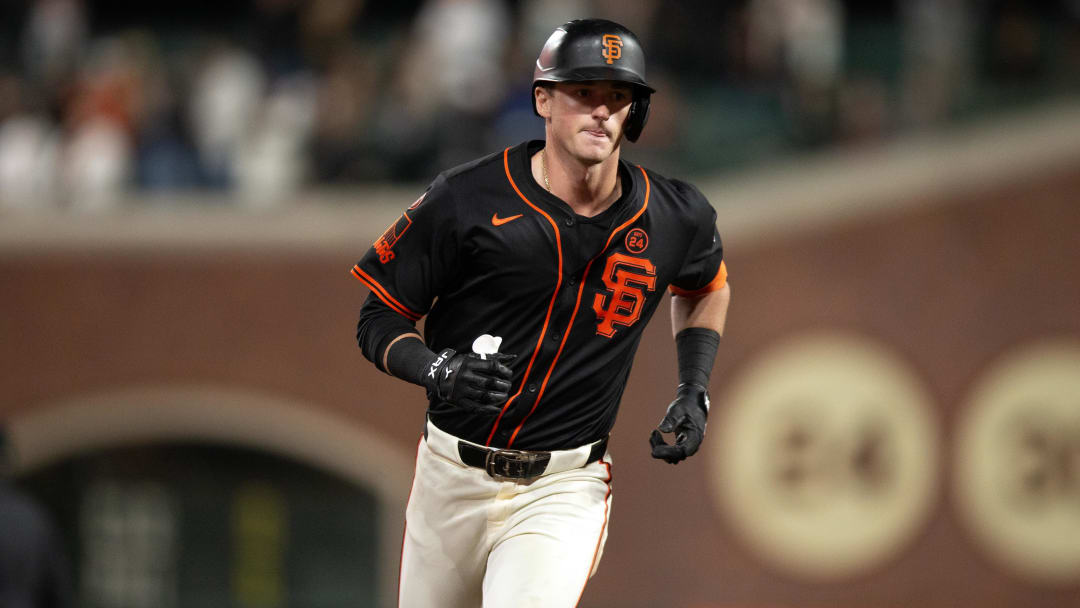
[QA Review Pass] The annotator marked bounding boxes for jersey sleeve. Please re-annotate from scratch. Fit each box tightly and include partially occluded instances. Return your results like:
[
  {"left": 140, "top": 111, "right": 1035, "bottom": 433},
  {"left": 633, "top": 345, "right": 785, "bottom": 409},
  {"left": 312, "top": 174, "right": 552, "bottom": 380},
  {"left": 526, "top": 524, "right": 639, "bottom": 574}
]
[
  {"left": 669, "top": 181, "right": 727, "bottom": 297},
  {"left": 350, "top": 174, "right": 460, "bottom": 320}
]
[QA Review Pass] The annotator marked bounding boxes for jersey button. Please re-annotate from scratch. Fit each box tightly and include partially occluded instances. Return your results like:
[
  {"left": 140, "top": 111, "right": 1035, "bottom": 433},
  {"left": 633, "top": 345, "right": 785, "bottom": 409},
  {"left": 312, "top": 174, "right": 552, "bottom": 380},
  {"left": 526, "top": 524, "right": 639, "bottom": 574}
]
[
  {"left": 567, "top": 278, "right": 577, "bottom": 287},
  {"left": 527, "top": 383, "right": 538, "bottom": 394},
  {"left": 550, "top": 332, "right": 561, "bottom": 342},
  {"left": 564, "top": 217, "right": 575, "bottom": 227}
]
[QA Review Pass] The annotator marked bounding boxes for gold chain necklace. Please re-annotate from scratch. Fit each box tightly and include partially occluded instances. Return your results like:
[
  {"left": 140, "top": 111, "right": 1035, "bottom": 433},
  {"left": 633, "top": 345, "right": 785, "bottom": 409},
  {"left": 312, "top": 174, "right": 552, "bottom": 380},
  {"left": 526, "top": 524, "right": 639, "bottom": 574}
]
[{"left": 542, "top": 148, "right": 551, "bottom": 191}]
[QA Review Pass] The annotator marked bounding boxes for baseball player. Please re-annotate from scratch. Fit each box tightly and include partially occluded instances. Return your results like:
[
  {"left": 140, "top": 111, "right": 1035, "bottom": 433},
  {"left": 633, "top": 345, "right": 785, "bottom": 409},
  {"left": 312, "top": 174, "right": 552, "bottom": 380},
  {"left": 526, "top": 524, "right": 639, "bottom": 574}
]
[{"left": 352, "top": 19, "right": 730, "bottom": 607}]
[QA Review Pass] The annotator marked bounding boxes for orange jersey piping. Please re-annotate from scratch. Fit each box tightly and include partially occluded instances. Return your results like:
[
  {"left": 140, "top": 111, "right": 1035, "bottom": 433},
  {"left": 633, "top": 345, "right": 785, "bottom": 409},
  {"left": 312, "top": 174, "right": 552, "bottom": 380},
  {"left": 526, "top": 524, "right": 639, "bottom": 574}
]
[
  {"left": 507, "top": 166, "right": 651, "bottom": 448},
  {"left": 350, "top": 265, "right": 423, "bottom": 321},
  {"left": 485, "top": 147, "right": 565, "bottom": 447}
]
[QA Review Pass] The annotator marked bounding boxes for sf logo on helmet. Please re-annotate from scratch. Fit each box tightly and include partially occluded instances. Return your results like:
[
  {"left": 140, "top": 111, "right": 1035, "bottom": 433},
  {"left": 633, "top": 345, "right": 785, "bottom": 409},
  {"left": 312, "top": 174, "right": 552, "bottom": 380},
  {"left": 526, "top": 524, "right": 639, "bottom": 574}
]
[{"left": 602, "top": 34, "right": 623, "bottom": 64}]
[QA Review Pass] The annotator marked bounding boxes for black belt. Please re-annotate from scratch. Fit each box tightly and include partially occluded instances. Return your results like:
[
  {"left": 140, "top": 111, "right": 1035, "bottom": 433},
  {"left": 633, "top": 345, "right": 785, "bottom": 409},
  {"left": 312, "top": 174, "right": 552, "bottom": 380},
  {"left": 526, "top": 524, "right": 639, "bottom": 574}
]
[{"left": 457, "top": 436, "right": 609, "bottom": 480}]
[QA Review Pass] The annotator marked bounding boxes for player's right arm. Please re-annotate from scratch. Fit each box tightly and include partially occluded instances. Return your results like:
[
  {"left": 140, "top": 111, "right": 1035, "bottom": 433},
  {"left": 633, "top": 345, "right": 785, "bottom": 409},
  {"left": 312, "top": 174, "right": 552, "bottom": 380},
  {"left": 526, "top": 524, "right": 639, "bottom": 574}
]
[
  {"left": 352, "top": 177, "right": 513, "bottom": 414},
  {"left": 355, "top": 294, "right": 513, "bottom": 414}
]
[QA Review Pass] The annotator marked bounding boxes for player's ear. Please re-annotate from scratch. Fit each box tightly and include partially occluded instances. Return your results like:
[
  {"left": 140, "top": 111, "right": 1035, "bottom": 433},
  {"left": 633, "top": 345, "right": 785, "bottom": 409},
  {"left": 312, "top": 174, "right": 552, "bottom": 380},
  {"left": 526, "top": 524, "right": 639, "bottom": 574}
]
[{"left": 535, "top": 85, "right": 552, "bottom": 119}]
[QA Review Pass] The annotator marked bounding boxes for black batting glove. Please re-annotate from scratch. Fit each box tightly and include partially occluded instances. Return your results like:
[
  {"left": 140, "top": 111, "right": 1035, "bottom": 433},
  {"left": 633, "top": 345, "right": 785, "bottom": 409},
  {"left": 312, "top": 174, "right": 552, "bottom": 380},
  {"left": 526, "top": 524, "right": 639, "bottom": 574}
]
[
  {"left": 650, "top": 383, "right": 709, "bottom": 464},
  {"left": 422, "top": 348, "right": 516, "bottom": 415}
]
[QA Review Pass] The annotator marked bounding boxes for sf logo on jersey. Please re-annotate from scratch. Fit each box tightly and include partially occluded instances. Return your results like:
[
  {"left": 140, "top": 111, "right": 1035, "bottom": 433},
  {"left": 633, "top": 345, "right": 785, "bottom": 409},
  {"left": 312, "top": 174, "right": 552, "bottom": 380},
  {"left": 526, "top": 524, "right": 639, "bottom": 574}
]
[{"left": 592, "top": 252, "right": 656, "bottom": 338}]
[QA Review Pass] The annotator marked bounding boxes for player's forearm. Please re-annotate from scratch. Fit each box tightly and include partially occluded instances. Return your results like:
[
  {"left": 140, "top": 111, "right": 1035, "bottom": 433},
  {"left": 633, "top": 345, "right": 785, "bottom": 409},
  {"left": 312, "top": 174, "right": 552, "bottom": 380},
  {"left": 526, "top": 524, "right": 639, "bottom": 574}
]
[
  {"left": 670, "top": 283, "right": 730, "bottom": 389},
  {"left": 383, "top": 335, "right": 442, "bottom": 386},
  {"left": 357, "top": 292, "right": 435, "bottom": 381},
  {"left": 650, "top": 285, "right": 729, "bottom": 464},
  {"left": 670, "top": 282, "right": 730, "bottom": 337}
]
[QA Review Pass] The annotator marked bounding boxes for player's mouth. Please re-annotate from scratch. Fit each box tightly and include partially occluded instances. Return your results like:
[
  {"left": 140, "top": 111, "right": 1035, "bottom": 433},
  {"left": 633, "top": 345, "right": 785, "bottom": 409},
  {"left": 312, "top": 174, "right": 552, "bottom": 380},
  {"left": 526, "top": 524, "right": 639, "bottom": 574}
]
[{"left": 583, "top": 128, "right": 609, "bottom": 139}]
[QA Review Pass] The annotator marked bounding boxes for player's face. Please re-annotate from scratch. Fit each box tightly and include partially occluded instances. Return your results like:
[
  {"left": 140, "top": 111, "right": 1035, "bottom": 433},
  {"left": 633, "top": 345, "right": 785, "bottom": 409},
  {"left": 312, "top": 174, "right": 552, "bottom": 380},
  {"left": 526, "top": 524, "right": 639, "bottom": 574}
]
[{"left": 543, "top": 81, "right": 633, "bottom": 164}]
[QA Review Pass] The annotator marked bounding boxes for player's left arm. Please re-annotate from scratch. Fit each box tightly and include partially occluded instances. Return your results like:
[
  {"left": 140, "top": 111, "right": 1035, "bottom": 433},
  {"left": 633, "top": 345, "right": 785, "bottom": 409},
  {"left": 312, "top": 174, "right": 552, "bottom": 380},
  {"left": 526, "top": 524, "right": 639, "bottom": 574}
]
[
  {"left": 649, "top": 283, "right": 730, "bottom": 464},
  {"left": 651, "top": 181, "right": 730, "bottom": 464}
]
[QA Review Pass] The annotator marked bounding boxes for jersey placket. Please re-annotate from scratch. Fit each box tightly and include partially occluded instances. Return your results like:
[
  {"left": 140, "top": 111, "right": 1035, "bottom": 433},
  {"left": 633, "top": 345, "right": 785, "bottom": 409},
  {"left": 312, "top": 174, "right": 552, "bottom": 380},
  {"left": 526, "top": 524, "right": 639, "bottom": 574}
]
[
  {"left": 505, "top": 227, "right": 584, "bottom": 446},
  {"left": 498, "top": 165, "right": 652, "bottom": 448},
  {"left": 485, "top": 149, "right": 570, "bottom": 447}
]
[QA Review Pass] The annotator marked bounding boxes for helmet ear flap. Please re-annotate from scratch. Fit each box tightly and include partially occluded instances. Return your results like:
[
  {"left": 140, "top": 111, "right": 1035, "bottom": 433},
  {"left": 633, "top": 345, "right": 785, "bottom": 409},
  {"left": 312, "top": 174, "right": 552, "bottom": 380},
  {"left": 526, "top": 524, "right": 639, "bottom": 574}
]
[{"left": 623, "top": 95, "right": 651, "bottom": 143}]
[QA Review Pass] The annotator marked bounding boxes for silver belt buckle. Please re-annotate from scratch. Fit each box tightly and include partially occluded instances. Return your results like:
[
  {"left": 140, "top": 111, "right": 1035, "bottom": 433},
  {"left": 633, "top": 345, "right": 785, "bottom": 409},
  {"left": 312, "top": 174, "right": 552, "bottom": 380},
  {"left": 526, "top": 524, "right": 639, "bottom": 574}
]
[{"left": 485, "top": 448, "right": 539, "bottom": 480}]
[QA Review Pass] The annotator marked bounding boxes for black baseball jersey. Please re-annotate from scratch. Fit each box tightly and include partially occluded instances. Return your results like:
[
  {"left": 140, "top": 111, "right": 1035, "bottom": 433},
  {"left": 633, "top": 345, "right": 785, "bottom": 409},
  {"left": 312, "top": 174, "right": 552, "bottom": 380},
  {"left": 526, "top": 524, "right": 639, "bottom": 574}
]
[{"left": 352, "top": 140, "right": 726, "bottom": 451}]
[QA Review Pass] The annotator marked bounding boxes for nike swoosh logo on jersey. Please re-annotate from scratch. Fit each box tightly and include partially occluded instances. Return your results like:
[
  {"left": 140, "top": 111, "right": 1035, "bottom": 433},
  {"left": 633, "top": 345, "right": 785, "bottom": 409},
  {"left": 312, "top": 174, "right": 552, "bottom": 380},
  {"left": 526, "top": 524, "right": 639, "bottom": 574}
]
[{"left": 491, "top": 213, "right": 523, "bottom": 226}]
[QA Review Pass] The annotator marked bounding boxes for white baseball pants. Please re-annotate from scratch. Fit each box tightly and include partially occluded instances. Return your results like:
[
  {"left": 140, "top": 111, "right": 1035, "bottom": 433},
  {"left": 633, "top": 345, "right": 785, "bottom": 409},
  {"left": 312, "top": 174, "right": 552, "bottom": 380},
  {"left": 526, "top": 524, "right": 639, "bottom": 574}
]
[{"left": 398, "top": 419, "right": 613, "bottom": 608}]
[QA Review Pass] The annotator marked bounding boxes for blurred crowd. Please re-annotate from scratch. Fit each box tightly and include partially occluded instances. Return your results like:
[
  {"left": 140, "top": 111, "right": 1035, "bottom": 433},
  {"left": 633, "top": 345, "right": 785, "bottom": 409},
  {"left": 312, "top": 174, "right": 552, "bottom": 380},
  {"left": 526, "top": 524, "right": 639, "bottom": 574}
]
[{"left": 0, "top": 0, "right": 1078, "bottom": 211}]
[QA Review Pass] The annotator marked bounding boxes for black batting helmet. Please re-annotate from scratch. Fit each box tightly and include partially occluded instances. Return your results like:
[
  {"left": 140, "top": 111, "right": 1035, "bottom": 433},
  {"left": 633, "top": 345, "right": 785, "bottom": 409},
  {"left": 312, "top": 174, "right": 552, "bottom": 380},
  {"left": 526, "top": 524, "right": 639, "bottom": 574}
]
[{"left": 532, "top": 19, "right": 654, "bottom": 142}]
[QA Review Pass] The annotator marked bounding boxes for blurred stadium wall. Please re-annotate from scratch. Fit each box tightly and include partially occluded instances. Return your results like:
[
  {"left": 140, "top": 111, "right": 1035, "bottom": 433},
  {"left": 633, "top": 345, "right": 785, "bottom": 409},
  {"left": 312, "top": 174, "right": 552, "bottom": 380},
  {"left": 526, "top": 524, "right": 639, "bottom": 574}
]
[{"left": 1, "top": 97, "right": 1079, "bottom": 607}]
